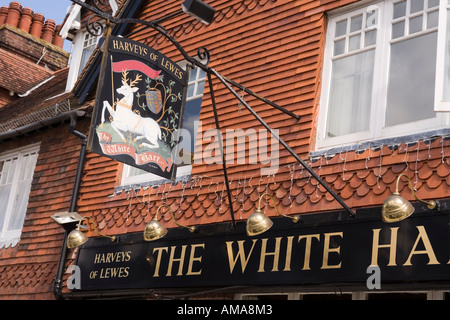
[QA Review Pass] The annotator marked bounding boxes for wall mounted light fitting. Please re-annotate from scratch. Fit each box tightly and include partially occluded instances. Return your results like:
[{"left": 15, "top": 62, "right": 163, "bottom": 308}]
[
  {"left": 382, "top": 173, "right": 437, "bottom": 223},
  {"left": 67, "top": 216, "right": 117, "bottom": 249},
  {"left": 144, "top": 204, "right": 196, "bottom": 241},
  {"left": 247, "top": 193, "right": 300, "bottom": 236}
]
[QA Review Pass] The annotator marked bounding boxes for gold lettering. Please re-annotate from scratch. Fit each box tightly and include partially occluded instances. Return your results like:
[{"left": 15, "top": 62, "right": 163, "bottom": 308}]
[
  {"left": 152, "top": 247, "right": 168, "bottom": 277},
  {"left": 186, "top": 243, "right": 205, "bottom": 276},
  {"left": 297, "top": 234, "right": 320, "bottom": 270},
  {"left": 283, "top": 236, "right": 294, "bottom": 271},
  {"left": 119, "top": 41, "right": 125, "bottom": 51},
  {"left": 321, "top": 232, "right": 343, "bottom": 269},
  {"left": 93, "top": 251, "right": 132, "bottom": 264},
  {"left": 404, "top": 226, "right": 439, "bottom": 266},
  {"left": 226, "top": 239, "right": 257, "bottom": 274},
  {"left": 167, "top": 245, "right": 187, "bottom": 276},
  {"left": 113, "top": 39, "right": 119, "bottom": 50},
  {"left": 99, "top": 267, "right": 129, "bottom": 279},
  {"left": 371, "top": 227, "right": 398, "bottom": 266},
  {"left": 149, "top": 52, "right": 158, "bottom": 61},
  {"left": 160, "top": 57, "right": 183, "bottom": 80},
  {"left": 258, "top": 237, "right": 281, "bottom": 272}
]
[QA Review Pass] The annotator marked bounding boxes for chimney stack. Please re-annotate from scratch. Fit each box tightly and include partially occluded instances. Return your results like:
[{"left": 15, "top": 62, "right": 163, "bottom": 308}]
[
  {"left": 0, "top": 1, "right": 69, "bottom": 70},
  {"left": 30, "top": 12, "right": 45, "bottom": 38},
  {"left": 18, "top": 7, "right": 33, "bottom": 33},
  {"left": 41, "top": 19, "right": 55, "bottom": 43},
  {"left": 5, "top": 1, "right": 21, "bottom": 28},
  {"left": 0, "top": 7, "right": 8, "bottom": 25}
]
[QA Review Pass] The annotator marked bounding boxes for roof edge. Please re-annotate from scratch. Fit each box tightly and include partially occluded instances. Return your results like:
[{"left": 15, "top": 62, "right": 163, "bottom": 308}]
[{"left": 0, "top": 108, "right": 86, "bottom": 142}]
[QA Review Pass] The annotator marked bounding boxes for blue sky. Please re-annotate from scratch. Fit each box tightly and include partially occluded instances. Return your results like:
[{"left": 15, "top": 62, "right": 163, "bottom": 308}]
[{"left": 1, "top": 0, "right": 73, "bottom": 51}]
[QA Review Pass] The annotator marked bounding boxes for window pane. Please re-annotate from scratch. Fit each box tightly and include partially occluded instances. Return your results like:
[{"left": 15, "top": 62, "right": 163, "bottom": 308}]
[
  {"left": 178, "top": 99, "right": 202, "bottom": 165},
  {"left": 335, "top": 20, "right": 347, "bottom": 37},
  {"left": 386, "top": 32, "right": 437, "bottom": 126},
  {"left": 8, "top": 180, "right": 32, "bottom": 231},
  {"left": 187, "top": 83, "right": 195, "bottom": 97},
  {"left": 79, "top": 45, "right": 96, "bottom": 76},
  {"left": 327, "top": 50, "right": 374, "bottom": 137},
  {"left": 197, "top": 80, "right": 205, "bottom": 96},
  {"left": 349, "top": 34, "right": 361, "bottom": 51},
  {"left": 365, "top": 29, "right": 377, "bottom": 47},
  {"left": 392, "top": 21, "right": 405, "bottom": 39},
  {"left": 427, "top": 10, "right": 439, "bottom": 29},
  {"left": 198, "top": 68, "right": 206, "bottom": 80},
  {"left": 410, "top": 0, "right": 424, "bottom": 14},
  {"left": 350, "top": 14, "right": 363, "bottom": 32},
  {"left": 334, "top": 39, "right": 345, "bottom": 56},
  {"left": 393, "top": 1, "right": 407, "bottom": 19},
  {"left": 444, "top": 10, "right": 450, "bottom": 101},
  {"left": 409, "top": 15, "right": 423, "bottom": 34},
  {"left": 428, "top": 0, "right": 439, "bottom": 8},
  {"left": 7, "top": 153, "right": 37, "bottom": 231},
  {"left": 0, "top": 185, "right": 12, "bottom": 231}
]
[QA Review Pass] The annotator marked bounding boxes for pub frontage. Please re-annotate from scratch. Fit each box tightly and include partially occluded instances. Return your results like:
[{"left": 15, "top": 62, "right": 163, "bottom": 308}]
[
  {"left": 0, "top": 0, "right": 448, "bottom": 301},
  {"left": 57, "top": 0, "right": 450, "bottom": 301},
  {"left": 66, "top": 203, "right": 449, "bottom": 300}
]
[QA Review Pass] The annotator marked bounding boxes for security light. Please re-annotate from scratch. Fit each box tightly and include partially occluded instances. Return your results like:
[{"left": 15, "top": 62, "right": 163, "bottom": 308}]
[
  {"left": 50, "top": 211, "right": 84, "bottom": 230},
  {"left": 182, "top": 0, "right": 216, "bottom": 25}
]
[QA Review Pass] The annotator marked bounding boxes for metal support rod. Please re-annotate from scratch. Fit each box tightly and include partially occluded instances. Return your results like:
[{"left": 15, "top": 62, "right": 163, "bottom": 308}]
[
  {"left": 207, "top": 73, "right": 236, "bottom": 228},
  {"left": 209, "top": 68, "right": 356, "bottom": 218},
  {"left": 220, "top": 75, "right": 300, "bottom": 121}
]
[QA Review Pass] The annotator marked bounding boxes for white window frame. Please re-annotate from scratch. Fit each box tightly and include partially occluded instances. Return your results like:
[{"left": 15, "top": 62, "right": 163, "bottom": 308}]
[
  {"left": 317, "top": 0, "right": 450, "bottom": 151},
  {"left": 65, "top": 29, "right": 101, "bottom": 91},
  {"left": 120, "top": 64, "right": 206, "bottom": 187},
  {"left": 0, "top": 143, "right": 40, "bottom": 248}
]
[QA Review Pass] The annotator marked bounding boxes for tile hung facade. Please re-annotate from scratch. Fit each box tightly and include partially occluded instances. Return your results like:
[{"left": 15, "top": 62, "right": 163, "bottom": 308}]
[{"left": 0, "top": 0, "right": 449, "bottom": 300}]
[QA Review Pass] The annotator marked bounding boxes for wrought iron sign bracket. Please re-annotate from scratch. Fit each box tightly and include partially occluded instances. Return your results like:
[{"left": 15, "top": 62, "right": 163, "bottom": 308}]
[{"left": 71, "top": 0, "right": 356, "bottom": 223}]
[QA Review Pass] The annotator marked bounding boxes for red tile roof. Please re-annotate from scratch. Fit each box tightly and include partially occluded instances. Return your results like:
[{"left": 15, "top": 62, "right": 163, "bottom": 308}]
[{"left": 0, "top": 48, "right": 53, "bottom": 95}]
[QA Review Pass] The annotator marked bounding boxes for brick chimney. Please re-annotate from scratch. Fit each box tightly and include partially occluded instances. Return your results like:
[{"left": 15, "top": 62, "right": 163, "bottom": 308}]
[
  {"left": 0, "top": 1, "right": 69, "bottom": 71},
  {"left": 0, "top": 1, "right": 70, "bottom": 108}
]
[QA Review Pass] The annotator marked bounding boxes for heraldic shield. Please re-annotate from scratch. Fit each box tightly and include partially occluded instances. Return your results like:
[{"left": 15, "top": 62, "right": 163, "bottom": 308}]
[{"left": 88, "top": 35, "right": 188, "bottom": 181}]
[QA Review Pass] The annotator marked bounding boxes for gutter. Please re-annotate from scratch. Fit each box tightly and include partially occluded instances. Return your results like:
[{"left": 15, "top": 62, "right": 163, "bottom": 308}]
[{"left": 0, "top": 109, "right": 86, "bottom": 141}]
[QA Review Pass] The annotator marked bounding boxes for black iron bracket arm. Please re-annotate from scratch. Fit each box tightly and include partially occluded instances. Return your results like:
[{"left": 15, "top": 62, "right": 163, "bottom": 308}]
[
  {"left": 72, "top": 0, "right": 299, "bottom": 121},
  {"left": 70, "top": 0, "right": 355, "bottom": 219},
  {"left": 210, "top": 68, "right": 356, "bottom": 218}
]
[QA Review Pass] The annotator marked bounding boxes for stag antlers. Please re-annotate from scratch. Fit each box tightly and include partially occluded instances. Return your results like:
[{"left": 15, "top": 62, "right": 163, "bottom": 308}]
[{"left": 121, "top": 69, "right": 142, "bottom": 87}]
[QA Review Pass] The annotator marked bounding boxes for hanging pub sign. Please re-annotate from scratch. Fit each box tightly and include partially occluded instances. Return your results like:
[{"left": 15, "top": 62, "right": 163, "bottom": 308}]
[{"left": 87, "top": 35, "right": 187, "bottom": 180}]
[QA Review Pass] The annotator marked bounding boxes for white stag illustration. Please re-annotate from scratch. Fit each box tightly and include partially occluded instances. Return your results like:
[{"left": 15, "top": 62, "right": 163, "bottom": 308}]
[{"left": 101, "top": 70, "right": 162, "bottom": 149}]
